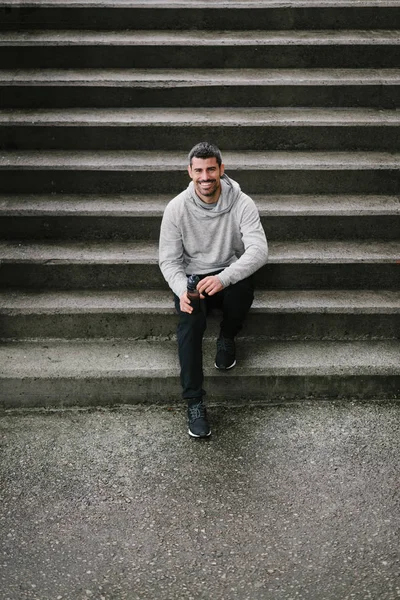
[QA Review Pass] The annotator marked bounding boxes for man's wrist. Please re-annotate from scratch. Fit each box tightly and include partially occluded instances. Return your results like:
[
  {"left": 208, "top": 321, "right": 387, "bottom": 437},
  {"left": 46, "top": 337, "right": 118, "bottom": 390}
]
[{"left": 216, "top": 274, "right": 227, "bottom": 288}]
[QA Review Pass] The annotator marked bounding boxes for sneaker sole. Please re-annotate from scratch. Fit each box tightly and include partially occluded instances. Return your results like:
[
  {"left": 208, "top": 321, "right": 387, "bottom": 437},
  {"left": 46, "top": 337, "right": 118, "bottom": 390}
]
[
  {"left": 188, "top": 428, "right": 212, "bottom": 438},
  {"left": 214, "top": 359, "right": 236, "bottom": 370}
]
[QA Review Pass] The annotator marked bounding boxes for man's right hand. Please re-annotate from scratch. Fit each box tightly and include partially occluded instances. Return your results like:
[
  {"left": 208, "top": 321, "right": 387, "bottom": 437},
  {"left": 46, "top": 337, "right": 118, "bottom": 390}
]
[{"left": 180, "top": 291, "right": 193, "bottom": 314}]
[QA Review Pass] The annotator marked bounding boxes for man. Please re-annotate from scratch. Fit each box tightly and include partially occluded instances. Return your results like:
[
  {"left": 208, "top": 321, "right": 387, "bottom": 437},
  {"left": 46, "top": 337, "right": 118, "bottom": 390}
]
[{"left": 159, "top": 142, "right": 268, "bottom": 438}]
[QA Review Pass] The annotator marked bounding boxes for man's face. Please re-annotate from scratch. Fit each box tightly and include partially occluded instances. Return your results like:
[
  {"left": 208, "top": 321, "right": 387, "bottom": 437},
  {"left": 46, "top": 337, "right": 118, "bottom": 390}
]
[{"left": 188, "top": 156, "right": 225, "bottom": 204}]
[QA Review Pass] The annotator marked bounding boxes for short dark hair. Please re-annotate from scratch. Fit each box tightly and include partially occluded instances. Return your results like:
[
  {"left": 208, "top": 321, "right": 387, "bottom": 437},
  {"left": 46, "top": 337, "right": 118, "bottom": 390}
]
[{"left": 188, "top": 142, "right": 222, "bottom": 167}]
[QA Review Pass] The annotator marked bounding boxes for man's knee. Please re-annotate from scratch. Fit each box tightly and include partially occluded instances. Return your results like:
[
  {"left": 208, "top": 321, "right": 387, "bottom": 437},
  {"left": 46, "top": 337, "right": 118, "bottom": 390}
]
[{"left": 225, "top": 276, "right": 254, "bottom": 306}]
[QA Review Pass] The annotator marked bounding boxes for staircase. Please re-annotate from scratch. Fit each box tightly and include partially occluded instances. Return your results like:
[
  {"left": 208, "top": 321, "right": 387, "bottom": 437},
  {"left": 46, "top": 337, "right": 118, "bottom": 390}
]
[{"left": 0, "top": 0, "right": 399, "bottom": 409}]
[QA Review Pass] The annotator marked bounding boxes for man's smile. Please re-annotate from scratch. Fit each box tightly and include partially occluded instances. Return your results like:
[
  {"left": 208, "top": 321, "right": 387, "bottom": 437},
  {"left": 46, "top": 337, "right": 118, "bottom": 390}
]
[{"left": 199, "top": 180, "right": 216, "bottom": 189}]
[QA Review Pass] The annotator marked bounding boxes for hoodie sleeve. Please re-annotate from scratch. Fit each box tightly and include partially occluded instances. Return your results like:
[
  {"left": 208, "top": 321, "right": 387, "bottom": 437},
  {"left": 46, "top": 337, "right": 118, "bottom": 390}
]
[
  {"left": 158, "top": 199, "right": 188, "bottom": 299},
  {"left": 217, "top": 194, "right": 268, "bottom": 288}
]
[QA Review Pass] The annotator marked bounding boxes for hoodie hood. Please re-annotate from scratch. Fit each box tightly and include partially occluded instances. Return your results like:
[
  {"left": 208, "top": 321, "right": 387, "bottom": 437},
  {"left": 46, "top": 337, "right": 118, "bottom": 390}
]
[{"left": 186, "top": 174, "right": 242, "bottom": 218}]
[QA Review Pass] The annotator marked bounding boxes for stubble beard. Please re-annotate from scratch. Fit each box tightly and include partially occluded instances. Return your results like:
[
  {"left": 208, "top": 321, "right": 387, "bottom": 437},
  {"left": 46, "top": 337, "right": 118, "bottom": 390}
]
[{"left": 197, "top": 180, "right": 220, "bottom": 201}]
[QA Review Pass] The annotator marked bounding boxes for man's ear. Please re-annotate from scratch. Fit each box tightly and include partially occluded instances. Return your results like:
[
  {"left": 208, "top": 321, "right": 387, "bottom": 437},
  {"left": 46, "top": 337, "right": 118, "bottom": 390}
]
[
  {"left": 187, "top": 164, "right": 193, "bottom": 179},
  {"left": 220, "top": 163, "right": 225, "bottom": 176}
]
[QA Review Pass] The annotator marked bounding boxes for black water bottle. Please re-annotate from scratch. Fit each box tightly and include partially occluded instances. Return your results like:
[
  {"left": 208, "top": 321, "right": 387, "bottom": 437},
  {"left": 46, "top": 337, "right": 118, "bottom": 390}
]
[{"left": 187, "top": 275, "right": 200, "bottom": 314}]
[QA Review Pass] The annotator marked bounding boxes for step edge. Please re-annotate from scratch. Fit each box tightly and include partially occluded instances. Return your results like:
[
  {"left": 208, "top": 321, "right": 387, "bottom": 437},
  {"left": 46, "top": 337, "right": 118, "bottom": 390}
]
[
  {"left": 2, "top": 30, "right": 400, "bottom": 46},
  {"left": 2, "top": 107, "right": 400, "bottom": 126},
  {"left": 1, "top": 68, "right": 400, "bottom": 86},
  {"left": 1, "top": 150, "right": 400, "bottom": 170},
  {"left": 1, "top": 1, "right": 400, "bottom": 8}
]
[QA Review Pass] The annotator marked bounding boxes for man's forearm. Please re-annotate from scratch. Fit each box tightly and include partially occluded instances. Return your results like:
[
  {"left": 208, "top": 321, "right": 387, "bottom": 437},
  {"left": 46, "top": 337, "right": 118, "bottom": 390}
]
[
  {"left": 218, "top": 242, "right": 268, "bottom": 288},
  {"left": 159, "top": 260, "right": 188, "bottom": 299}
]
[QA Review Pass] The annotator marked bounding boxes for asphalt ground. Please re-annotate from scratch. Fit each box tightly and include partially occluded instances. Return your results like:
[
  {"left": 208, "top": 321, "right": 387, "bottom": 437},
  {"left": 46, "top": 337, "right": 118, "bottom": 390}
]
[{"left": 0, "top": 400, "right": 399, "bottom": 600}]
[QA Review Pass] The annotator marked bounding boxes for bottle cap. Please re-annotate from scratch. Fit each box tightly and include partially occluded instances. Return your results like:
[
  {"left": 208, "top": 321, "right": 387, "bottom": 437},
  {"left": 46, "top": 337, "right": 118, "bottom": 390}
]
[{"left": 187, "top": 274, "right": 200, "bottom": 292}]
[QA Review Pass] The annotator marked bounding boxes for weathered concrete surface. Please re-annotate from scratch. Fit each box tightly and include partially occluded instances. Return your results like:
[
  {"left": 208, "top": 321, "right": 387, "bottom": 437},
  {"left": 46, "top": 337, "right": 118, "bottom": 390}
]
[
  {"left": 1, "top": 401, "right": 399, "bottom": 600},
  {"left": 1, "top": 193, "right": 398, "bottom": 216},
  {"left": 1, "top": 239, "right": 399, "bottom": 263},
  {"left": 1, "top": 69, "right": 400, "bottom": 86},
  {"left": 1, "top": 30, "right": 400, "bottom": 45},
  {"left": 2, "top": 149, "right": 400, "bottom": 170},
  {"left": 1, "top": 1, "right": 399, "bottom": 8}
]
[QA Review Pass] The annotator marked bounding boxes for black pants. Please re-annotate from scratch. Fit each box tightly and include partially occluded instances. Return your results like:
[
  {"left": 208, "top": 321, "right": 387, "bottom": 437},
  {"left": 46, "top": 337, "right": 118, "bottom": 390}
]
[{"left": 174, "top": 274, "right": 254, "bottom": 400}]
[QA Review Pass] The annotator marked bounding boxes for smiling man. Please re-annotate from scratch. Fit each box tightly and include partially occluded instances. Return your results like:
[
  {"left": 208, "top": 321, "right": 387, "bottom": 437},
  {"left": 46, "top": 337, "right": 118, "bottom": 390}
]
[{"left": 159, "top": 142, "right": 268, "bottom": 438}]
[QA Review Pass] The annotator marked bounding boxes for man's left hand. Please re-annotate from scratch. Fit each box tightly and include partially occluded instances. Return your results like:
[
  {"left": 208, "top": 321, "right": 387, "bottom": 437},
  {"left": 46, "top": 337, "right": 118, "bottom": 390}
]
[{"left": 197, "top": 275, "right": 224, "bottom": 297}]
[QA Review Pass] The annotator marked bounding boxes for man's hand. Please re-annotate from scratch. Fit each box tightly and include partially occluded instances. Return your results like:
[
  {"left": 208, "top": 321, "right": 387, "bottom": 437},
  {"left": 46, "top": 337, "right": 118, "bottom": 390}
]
[
  {"left": 179, "top": 291, "right": 194, "bottom": 314},
  {"left": 180, "top": 276, "right": 224, "bottom": 312},
  {"left": 197, "top": 275, "right": 223, "bottom": 297}
]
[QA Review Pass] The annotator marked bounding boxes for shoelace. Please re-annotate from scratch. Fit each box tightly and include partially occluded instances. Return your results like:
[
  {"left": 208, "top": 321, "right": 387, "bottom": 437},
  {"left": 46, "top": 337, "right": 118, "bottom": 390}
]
[{"left": 188, "top": 403, "right": 206, "bottom": 422}]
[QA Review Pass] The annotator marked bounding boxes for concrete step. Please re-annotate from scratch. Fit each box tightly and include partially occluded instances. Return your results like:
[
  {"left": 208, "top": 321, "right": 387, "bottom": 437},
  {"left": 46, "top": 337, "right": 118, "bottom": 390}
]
[
  {"left": 1, "top": 69, "right": 399, "bottom": 108},
  {"left": 2, "top": 108, "right": 400, "bottom": 151},
  {"left": 1, "top": 338, "right": 399, "bottom": 408},
  {"left": 1, "top": 193, "right": 399, "bottom": 216},
  {"left": 1, "top": 2, "right": 399, "bottom": 31},
  {"left": 0, "top": 289, "right": 398, "bottom": 341},
  {"left": 1, "top": 193, "right": 398, "bottom": 241},
  {"left": 2, "top": 30, "right": 399, "bottom": 68},
  {"left": 4, "top": 30, "right": 400, "bottom": 45},
  {"left": 4, "top": 107, "right": 400, "bottom": 126},
  {"left": 0, "top": 240, "right": 398, "bottom": 290},
  {"left": 3, "top": 149, "right": 399, "bottom": 170},
  {"left": 1, "top": 150, "right": 399, "bottom": 194}
]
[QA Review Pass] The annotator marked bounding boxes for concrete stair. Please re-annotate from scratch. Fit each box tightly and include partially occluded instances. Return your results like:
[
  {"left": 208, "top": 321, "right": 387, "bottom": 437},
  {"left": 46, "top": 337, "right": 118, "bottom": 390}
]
[
  {"left": 1, "top": 290, "right": 399, "bottom": 342},
  {"left": 1, "top": 193, "right": 399, "bottom": 240},
  {"left": 1, "top": 339, "right": 400, "bottom": 408},
  {"left": 1, "top": 150, "right": 400, "bottom": 194},
  {"left": 2, "top": 1, "right": 400, "bottom": 31},
  {"left": 1, "top": 69, "right": 400, "bottom": 108},
  {"left": 2, "top": 30, "right": 400, "bottom": 69},
  {"left": 2, "top": 108, "right": 400, "bottom": 150},
  {"left": 0, "top": 0, "right": 399, "bottom": 408}
]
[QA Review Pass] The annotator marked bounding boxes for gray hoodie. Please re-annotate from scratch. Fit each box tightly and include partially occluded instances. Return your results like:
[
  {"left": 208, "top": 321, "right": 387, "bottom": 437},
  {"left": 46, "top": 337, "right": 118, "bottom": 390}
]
[{"left": 159, "top": 174, "right": 268, "bottom": 298}]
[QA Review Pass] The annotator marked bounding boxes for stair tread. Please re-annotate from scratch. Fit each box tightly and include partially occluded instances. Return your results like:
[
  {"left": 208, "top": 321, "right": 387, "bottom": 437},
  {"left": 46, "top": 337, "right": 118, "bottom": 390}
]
[
  {"left": 1, "top": 339, "right": 399, "bottom": 378},
  {"left": 2, "top": 107, "right": 400, "bottom": 126},
  {"left": 1, "top": 240, "right": 398, "bottom": 263},
  {"left": 1, "top": 194, "right": 398, "bottom": 216},
  {"left": 2, "top": 1, "right": 400, "bottom": 8},
  {"left": 1, "top": 68, "right": 399, "bottom": 86},
  {"left": 2, "top": 30, "right": 400, "bottom": 45},
  {"left": 1, "top": 150, "right": 400, "bottom": 170},
  {"left": 1, "top": 289, "right": 399, "bottom": 314}
]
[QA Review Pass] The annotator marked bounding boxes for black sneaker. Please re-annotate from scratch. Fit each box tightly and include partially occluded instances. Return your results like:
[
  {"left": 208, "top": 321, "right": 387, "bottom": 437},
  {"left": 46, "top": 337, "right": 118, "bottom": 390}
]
[
  {"left": 215, "top": 334, "right": 236, "bottom": 370},
  {"left": 187, "top": 399, "right": 211, "bottom": 438}
]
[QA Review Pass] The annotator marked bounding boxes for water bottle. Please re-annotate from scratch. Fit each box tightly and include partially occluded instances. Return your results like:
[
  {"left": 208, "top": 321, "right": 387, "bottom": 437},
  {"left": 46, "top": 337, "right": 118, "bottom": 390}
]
[{"left": 187, "top": 274, "right": 200, "bottom": 314}]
